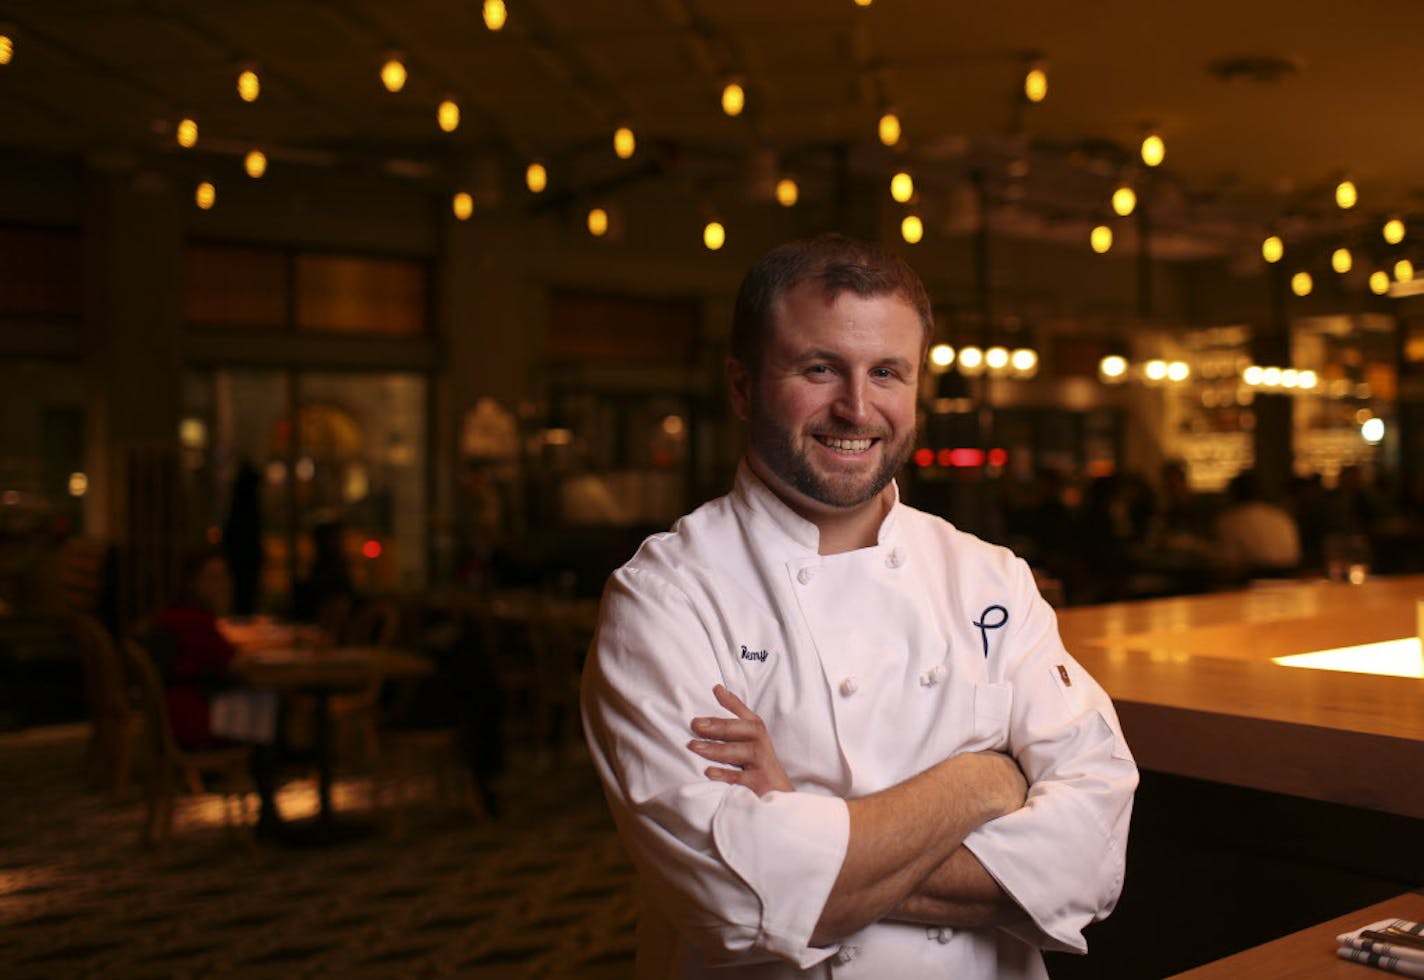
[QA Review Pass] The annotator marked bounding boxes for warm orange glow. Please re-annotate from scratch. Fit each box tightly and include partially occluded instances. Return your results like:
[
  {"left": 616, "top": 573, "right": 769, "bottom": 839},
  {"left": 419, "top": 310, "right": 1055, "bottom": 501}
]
[
  {"left": 703, "top": 220, "right": 726, "bottom": 251},
  {"left": 774, "top": 177, "right": 798, "bottom": 207},
  {"left": 1090, "top": 224, "right": 1113, "bottom": 253},
  {"left": 1140, "top": 133, "right": 1165, "bottom": 167},
  {"left": 525, "top": 162, "right": 547, "bottom": 193},
  {"left": 0, "top": 35, "right": 12, "bottom": 65},
  {"left": 195, "top": 181, "right": 216, "bottom": 210},
  {"left": 237, "top": 67, "right": 260, "bottom": 102},
  {"left": 890, "top": 171, "right": 914, "bottom": 203},
  {"left": 380, "top": 57, "right": 407, "bottom": 93},
  {"left": 437, "top": 99, "right": 460, "bottom": 132},
  {"left": 483, "top": 0, "right": 508, "bottom": 31},
  {"left": 721, "top": 81, "right": 745, "bottom": 117},
  {"left": 878, "top": 111, "right": 901, "bottom": 147},
  {"left": 244, "top": 150, "right": 267, "bottom": 179},
  {"left": 900, "top": 214, "right": 923, "bottom": 244},
  {"left": 1273, "top": 638, "right": 1422, "bottom": 678},
  {"left": 587, "top": 207, "right": 609, "bottom": 237},
  {"left": 613, "top": 125, "right": 636, "bottom": 159},
  {"left": 176, "top": 117, "right": 199, "bottom": 148},
  {"left": 1024, "top": 65, "right": 1048, "bottom": 103},
  {"left": 452, "top": 191, "right": 474, "bottom": 221}
]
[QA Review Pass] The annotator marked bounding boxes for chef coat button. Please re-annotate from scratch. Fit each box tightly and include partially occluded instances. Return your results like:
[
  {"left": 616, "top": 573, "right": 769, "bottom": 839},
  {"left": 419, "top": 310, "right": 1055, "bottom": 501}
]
[
  {"left": 935, "top": 926, "right": 953, "bottom": 944},
  {"left": 930, "top": 664, "right": 948, "bottom": 684},
  {"left": 839, "top": 676, "right": 859, "bottom": 697},
  {"left": 885, "top": 547, "right": 905, "bottom": 569},
  {"left": 834, "top": 944, "right": 860, "bottom": 964},
  {"left": 797, "top": 567, "right": 815, "bottom": 585}
]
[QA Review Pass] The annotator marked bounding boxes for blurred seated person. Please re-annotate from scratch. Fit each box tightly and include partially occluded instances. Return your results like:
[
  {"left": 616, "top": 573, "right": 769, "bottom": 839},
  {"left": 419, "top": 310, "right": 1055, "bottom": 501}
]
[
  {"left": 152, "top": 549, "right": 288, "bottom": 836},
  {"left": 1215, "top": 470, "right": 1301, "bottom": 579},
  {"left": 292, "top": 520, "right": 358, "bottom": 630}
]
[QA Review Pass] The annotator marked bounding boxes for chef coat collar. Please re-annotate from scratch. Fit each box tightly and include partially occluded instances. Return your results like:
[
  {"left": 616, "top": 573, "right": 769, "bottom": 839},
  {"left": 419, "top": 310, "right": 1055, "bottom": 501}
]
[{"left": 733, "top": 458, "right": 903, "bottom": 554}]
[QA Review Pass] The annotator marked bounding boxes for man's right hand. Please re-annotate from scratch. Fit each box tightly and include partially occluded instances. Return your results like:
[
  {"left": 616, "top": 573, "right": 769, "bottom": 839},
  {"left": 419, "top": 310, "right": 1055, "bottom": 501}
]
[{"left": 969, "top": 750, "right": 1029, "bottom": 821}]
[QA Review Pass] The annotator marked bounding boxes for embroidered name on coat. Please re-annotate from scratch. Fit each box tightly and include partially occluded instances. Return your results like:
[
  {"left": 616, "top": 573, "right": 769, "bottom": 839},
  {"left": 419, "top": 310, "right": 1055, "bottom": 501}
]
[
  {"left": 973, "top": 604, "right": 1009, "bottom": 658},
  {"left": 739, "top": 644, "right": 769, "bottom": 663}
]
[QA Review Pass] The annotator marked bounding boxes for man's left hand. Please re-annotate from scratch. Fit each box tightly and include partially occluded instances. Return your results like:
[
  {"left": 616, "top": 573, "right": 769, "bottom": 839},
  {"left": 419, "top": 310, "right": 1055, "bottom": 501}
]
[{"left": 689, "top": 684, "right": 794, "bottom": 796}]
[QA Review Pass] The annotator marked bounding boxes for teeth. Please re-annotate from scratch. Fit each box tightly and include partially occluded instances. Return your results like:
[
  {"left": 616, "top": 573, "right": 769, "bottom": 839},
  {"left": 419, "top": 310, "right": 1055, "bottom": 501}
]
[{"left": 821, "top": 437, "right": 872, "bottom": 452}]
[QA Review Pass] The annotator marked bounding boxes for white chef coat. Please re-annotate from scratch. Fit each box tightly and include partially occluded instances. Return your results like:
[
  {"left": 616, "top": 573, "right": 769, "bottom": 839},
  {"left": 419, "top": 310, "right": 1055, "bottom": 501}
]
[{"left": 581, "top": 461, "right": 1138, "bottom": 978}]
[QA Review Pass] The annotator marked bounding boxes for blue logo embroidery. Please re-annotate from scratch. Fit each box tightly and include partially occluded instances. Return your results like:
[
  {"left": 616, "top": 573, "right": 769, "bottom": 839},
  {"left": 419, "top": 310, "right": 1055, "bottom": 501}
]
[
  {"left": 739, "top": 644, "right": 769, "bottom": 663},
  {"left": 972, "top": 605, "right": 1009, "bottom": 658}
]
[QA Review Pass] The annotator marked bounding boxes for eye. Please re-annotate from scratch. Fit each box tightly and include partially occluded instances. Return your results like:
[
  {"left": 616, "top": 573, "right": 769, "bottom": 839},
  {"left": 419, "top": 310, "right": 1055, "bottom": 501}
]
[
  {"left": 805, "top": 364, "right": 835, "bottom": 379},
  {"left": 870, "top": 366, "right": 900, "bottom": 381}
]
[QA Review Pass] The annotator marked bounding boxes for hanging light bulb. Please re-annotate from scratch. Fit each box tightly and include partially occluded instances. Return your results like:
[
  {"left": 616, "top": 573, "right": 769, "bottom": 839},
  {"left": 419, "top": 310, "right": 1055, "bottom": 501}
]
[
  {"left": 437, "top": 98, "right": 461, "bottom": 132},
  {"left": 1144, "top": 359, "right": 1169, "bottom": 382},
  {"left": 775, "top": 177, "right": 799, "bottom": 208},
  {"left": 1384, "top": 217, "right": 1406, "bottom": 245},
  {"left": 1395, "top": 258, "right": 1414, "bottom": 282},
  {"left": 244, "top": 149, "right": 267, "bottom": 179},
  {"left": 1111, "top": 184, "right": 1136, "bottom": 217},
  {"left": 613, "top": 125, "right": 636, "bottom": 159},
  {"left": 380, "top": 56, "right": 407, "bottom": 93},
  {"left": 1166, "top": 361, "right": 1191, "bottom": 383},
  {"left": 194, "top": 181, "right": 216, "bottom": 210},
  {"left": 587, "top": 207, "right": 609, "bottom": 237},
  {"left": 985, "top": 346, "right": 1011, "bottom": 372},
  {"left": 703, "top": 220, "right": 726, "bottom": 251},
  {"left": 1140, "top": 132, "right": 1165, "bottom": 167},
  {"left": 525, "top": 161, "right": 548, "bottom": 194},
  {"left": 483, "top": 0, "right": 508, "bottom": 31},
  {"left": 720, "top": 81, "right": 745, "bottom": 117},
  {"left": 900, "top": 214, "right": 924, "bottom": 244},
  {"left": 1261, "top": 235, "right": 1284, "bottom": 264},
  {"left": 1291, "top": 271, "right": 1313, "bottom": 296},
  {"left": 1010, "top": 348, "right": 1039, "bottom": 377},
  {"left": 0, "top": 33, "right": 14, "bottom": 65},
  {"left": 957, "top": 346, "right": 985, "bottom": 376},
  {"left": 1335, "top": 178, "right": 1357, "bottom": 210},
  {"left": 878, "top": 110, "right": 901, "bottom": 147},
  {"left": 853, "top": 0, "right": 874, "bottom": 6},
  {"left": 1024, "top": 63, "right": 1048, "bottom": 103},
  {"left": 176, "top": 117, "right": 199, "bottom": 149},
  {"left": 452, "top": 192, "right": 474, "bottom": 221},
  {"left": 1370, "top": 270, "right": 1391, "bottom": 295},
  {"left": 1331, "top": 247, "right": 1353, "bottom": 274},
  {"left": 237, "top": 66, "right": 261, "bottom": 102},
  {"left": 1099, "top": 355, "right": 1128, "bottom": 381},
  {"left": 1090, "top": 224, "right": 1113, "bottom": 253},
  {"left": 890, "top": 171, "right": 914, "bottom": 203}
]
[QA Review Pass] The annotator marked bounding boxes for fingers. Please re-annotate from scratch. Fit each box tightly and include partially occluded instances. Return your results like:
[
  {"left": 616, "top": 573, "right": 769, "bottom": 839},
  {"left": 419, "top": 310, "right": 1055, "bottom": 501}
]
[
  {"left": 690, "top": 715, "right": 764, "bottom": 741},
  {"left": 712, "top": 683, "right": 755, "bottom": 720},
  {"left": 688, "top": 738, "right": 757, "bottom": 767}
]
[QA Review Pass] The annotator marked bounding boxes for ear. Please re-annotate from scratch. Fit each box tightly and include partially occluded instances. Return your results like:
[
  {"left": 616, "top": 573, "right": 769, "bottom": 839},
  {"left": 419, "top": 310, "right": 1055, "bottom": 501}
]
[{"left": 725, "top": 356, "right": 752, "bottom": 422}]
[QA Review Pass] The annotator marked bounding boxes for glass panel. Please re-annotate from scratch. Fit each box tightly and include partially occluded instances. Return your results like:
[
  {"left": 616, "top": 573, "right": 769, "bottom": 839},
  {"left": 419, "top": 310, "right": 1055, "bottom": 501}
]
[{"left": 295, "top": 255, "right": 426, "bottom": 336}]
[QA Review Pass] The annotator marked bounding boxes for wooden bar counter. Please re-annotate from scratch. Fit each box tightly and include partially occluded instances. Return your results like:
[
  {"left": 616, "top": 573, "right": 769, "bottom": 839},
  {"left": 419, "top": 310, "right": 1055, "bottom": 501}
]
[{"left": 1057, "top": 575, "right": 1424, "bottom": 819}]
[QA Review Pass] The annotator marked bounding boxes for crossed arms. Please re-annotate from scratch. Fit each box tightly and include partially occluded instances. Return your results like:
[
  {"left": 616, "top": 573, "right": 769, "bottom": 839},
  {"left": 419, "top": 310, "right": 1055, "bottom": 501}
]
[{"left": 689, "top": 684, "right": 1030, "bottom": 945}]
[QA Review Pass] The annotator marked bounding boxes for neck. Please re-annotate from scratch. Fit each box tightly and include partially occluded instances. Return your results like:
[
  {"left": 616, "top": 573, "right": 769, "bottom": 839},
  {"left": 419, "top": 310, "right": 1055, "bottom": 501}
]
[{"left": 746, "top": 454, "right": 892, "bottom": 556}]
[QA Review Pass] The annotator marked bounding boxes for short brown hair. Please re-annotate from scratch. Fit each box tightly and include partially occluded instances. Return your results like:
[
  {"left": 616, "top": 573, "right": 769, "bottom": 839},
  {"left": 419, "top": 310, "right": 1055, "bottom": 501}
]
[{"left": 730, "top": 233, "right": 933, "bottom": 376}]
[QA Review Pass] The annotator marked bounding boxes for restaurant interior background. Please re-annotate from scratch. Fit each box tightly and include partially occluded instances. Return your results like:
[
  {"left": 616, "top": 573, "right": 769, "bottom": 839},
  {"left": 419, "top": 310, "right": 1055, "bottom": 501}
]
[{"left": 0, "top": 1, "right": 1422, "bottom": 976}]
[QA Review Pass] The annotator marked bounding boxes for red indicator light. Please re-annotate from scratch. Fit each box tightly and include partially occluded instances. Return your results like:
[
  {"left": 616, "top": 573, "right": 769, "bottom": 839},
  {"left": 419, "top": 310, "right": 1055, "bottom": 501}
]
[{"left": 361, "top": 540, "right": 383, "bottom": 559}]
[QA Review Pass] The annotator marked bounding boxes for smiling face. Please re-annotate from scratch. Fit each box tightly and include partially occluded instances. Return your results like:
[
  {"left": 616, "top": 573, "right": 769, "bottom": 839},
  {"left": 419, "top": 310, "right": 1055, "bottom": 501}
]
[{"left": 729, "top": 280, "right": 922, "bottom": 521}]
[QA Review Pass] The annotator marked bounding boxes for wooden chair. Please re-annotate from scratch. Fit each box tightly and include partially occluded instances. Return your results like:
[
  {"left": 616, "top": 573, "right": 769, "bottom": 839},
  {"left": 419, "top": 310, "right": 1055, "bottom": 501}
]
[
  {"left": 69, "top": 613, "right": 140, "bottom": 797},
  {"left": 329, "top": 599, "right": 402, "bottom": 765},
  {"left": 119, "top": 637, "right": 254, "bottom": 849}
]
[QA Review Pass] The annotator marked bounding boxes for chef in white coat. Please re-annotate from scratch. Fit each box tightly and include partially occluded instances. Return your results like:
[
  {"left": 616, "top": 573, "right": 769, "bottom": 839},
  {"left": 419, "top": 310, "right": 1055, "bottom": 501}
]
[{"left": 582, "top": 234, "right": 1138, "bottom": 978}]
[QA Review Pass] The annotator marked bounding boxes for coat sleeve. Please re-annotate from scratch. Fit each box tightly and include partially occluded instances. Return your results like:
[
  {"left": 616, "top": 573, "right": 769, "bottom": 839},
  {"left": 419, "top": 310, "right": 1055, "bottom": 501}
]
[
  {"left": 581, "top": 565, "right": 850, "bottom": 968},
  {"left": 961, "top": 559, "right": 1139, "bottom": 954}
]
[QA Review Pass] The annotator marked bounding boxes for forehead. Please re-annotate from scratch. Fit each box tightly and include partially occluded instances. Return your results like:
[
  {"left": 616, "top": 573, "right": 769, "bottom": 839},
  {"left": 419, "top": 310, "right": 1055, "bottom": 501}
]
[{"left": 767, "top": 282, "right": 924, "bottom": 356}]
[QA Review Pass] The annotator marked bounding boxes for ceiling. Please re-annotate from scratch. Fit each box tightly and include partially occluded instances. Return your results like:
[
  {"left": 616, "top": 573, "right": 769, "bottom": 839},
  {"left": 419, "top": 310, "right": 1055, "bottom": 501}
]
[{"left": 2, "top": 0, "right": 1422, "bottom": 263}]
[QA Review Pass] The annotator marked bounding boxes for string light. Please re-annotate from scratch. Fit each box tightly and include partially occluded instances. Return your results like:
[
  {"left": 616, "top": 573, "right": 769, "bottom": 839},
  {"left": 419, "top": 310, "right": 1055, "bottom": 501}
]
[
  {"left": 900, "top": 214, "right": 923, "bottom": 244},
  {"left": 985, "top": 346, "right": 1010, "bottom": 372},
  {"left": 1166, "top": 361, "right": 1191, "bottom": 383},
  {"left": 0, "top": 34, "right": 13, "bottom": 65},
  {"left": 1111, "top": 185, "right": 1136, "bottom": 217},
  {"left": 437, "top": 98, "right": 461, "bottom": 132},
  {"left": 1261, "top": 235, "right": 1284, "bottom": 263},
  {"left": 380, "top": 56, "right": 407, "bottom": 93},
  {"left": 1395, "top": 258, "right": 1414, "bottom": 282},
  {"left": 1335, "top": 178, "right": 1357, "bottom": 210},
  {"left": 587, "top": 207, "right": 609, "bottom": 237},
  {"left": 721, "top": 81, "right": 745, "bottom": 117},
  {"left": 1010, "top": 348, "right": 1039, "bottom": 377},
  {"left": 878, "top": 111, "right": 901, "bottom": 147},
  {"left": 853, "top": 0, "right": 874, "bottom": 6},
  {"left": 613, "top": 125, "right": 636, "bottom": 159},
  {"left": 1024, "top": 63, "right": 1048, "bottom": 103},
  {"left": 774, "top": 177, "right": 799, "bottom": 208},
  {"left": 929, "top": 344, "right": 955, "bottom": 370},
  {"left": 703, "top": 220, "right": 726, "bottom": 251},
  {"left": 525, "top": 162, "right": 547, "bottom": 193},
  {"left": 890, "top": 171, "right": 914, "bottom": 203},
  {"left": 957, "top": 346, "right": 985, "bottom": 375},
  {"left": 452, "top": 192, "right": 474, "bottom": 221},
  {"left": 244, "top": 150, "right": 267, "bottom": 178},
  {"left": 1384, "top": 217, "right": 1406, "bottom": 244},
  {"left": 195, "top": 181, "right": 216, "bottom": 210},
  {"left": 1331, "top": 247, "right": 1352, "bottom": 274},
  {"left": 1140, "top": 132, "right": 1165, "bottom": 167},
  {"left": 1291, "top": 271, "right": 1313, "bottom": 296},
  {"left": 483, "top": 0, "right": 508, "bottom": 31},
  {"left": 1099, "top": 355, "right": 1128, "bottom": 381},
  {"left": 1370, "top": 270, "right": 1391, "bottom": 295},
  {"left": 237, "top": 66, "right": 260, "bottom": 102},
  {"left": 1144, "top": 359, "right": 1168, "bottom": 382},
  {"left": 1090, "top": 224, "right": 1113, "bottom": 253},
  {"left": 176, "top": 117, "right": 199, "bottom": 149}
]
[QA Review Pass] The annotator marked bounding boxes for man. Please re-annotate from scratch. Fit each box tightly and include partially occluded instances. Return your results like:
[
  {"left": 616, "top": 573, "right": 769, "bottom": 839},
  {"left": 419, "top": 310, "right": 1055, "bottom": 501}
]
[{"left": 581, "top": 234, "right": 1137, "bottom": 977}]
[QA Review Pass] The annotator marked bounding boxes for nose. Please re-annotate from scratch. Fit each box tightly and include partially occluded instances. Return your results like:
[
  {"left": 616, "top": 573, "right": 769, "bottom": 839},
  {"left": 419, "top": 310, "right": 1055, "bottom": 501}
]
[{"left": 831, "top": 375, "right": 871, "bottom": 426}]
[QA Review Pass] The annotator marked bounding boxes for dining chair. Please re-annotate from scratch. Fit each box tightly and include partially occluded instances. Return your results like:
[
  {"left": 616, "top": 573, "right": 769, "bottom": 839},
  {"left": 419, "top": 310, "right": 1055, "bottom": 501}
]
[
  {"left": 69, "top": 612, "right": 140, "bottom": 798},
  {"left": 119, "top": 637, "right": 255, "bottom": 849},
  {"left": 327, "top": 598, "right": 403, "bottom": 766}
]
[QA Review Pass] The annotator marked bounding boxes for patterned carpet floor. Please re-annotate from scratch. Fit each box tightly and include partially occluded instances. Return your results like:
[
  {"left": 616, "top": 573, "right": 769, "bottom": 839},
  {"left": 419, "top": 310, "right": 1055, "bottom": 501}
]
[{"left": 0, "top": 724, "right": 637, "bottom": 979}]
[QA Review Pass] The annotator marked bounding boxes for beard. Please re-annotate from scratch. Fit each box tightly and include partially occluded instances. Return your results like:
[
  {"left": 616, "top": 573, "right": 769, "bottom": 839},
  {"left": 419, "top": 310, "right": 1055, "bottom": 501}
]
[{"left": 747, "top": 398, "right": 915, "bottom": 509}]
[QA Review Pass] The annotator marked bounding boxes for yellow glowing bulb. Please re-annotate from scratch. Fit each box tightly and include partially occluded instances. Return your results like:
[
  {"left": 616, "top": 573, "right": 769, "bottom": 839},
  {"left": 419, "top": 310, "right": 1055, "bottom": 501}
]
[
  {"left": 587, "top": 207, "right": 609, "bottom": 237},
  {"left": 452, "top": 192, "right": 474, "bottom": 221},
  {"left": 244, "top": 150, "right": 267, "bottom": 179},
  {"left": 703, "top": 220, "right": 726, "bottom": 251},
  {"left": 381, "top": 58, "right": 407, "bottom": 93},
  {"left": 1291, "top": 271, "right": 1313, "bottom": 296},
  {"left": 929, "top": 344, "right": 955, "bottom": 368},
  {"left": 1335, "top": 179, "right": 1357, "bottom": 210},
  {"left": 1011, "top": 348, "right": 1038, "bottom": 374},
  {"left": 1100, "top": 355, "right": 1128, "bottom": 378},
  {"left": 1111, "top": 185, "right": 1136, "bottom": 217},
  {"left": 986, "top": 346, "right": 1010, "bottom": 370},
  {"left": 853, "top": 0, "right": 874, "bottom": 6},
  {"left": 1331, "top": 247, "right": 1352, "bottom": 274},
  {"left": 721, "top": 81, "right": 745, "bottom": 117},
  {"left": 613, "top": 125, "right": 636, "bottom": 159},
  {"left": 176, "top": 117, "right": 199, "bottom": 148},
  {"left": 437, "top": 99, "right": 460, "bottom": 132},
  {"left": 195, "top": 181, "right": 216, "bottom": 210},
  {"left": 1261, "top": 235, "right": 1283, "bottom": 264},
  {"left": 775, "top": 177, "right": 799, "bottom": 208},
  {"left": 0, "top": 35, "right": 14, "bottom": 65},
  {"left": 1369, "top": 270, "right": 1391, "bottom": 295},
  {"left": 1144, "top": 359, "right": 1168, "bottom": 381},
  {"left": 878, "top": 111, "right": 901, "bottom": 147},
  {"left": 901, "top": 214, "right": 924, "bottom": 244},
  {"left": 237, "top": 68, "right": 260, "bottom": 102},
  {"left": 1024, "top": 66, "right": 1048, "bottom": 103},
  {"left": 525, "top": 162, "right": 547, "bottom": 193},
  {"left": 483, "top": 0, "right": 508, "bottom": 31},
  {"left": 958, "top": 346, "right": 984, "bottom": 373},
  {"left": 890, "top": 171, "right": 914, "bottom": 203},
  {"left": 1384, "top": 218, "right": 1406, "bottom": 245},
  {"left": 1395, "top": 258, "right": 1414, "bottom": 282},
  {"left": 1141, "top": 133, "right": 1165, "bottom": 167},
  {"left": 1090, "top": 224, "right": 1113, "bottom": 253}
]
